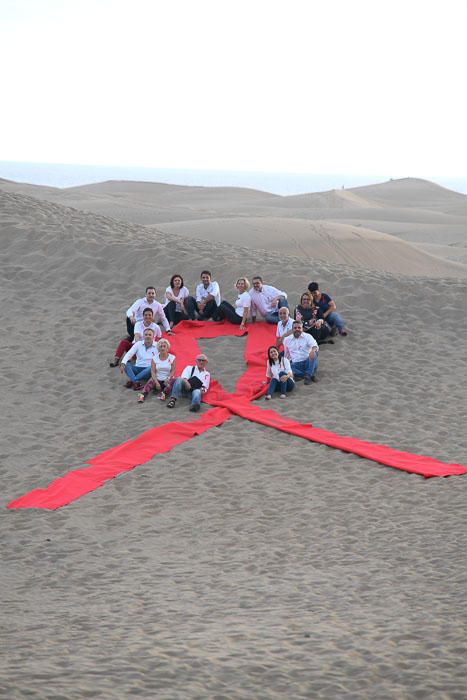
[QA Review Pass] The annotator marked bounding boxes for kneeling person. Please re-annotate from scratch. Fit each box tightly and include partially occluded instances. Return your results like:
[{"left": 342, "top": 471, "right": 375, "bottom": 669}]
[{"left": 166, "top": 354, "right": 210, "bottom": 412}]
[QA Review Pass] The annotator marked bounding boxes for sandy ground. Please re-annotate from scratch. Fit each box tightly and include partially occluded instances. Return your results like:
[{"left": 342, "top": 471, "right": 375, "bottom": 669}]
[{"left": 1, "top": 180, "right": 467, "bottom": 699}]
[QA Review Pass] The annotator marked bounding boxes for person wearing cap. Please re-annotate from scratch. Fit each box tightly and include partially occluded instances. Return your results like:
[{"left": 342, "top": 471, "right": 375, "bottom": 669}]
[{"left": 166, "top": 354, "right": 211, "bottom": 412}]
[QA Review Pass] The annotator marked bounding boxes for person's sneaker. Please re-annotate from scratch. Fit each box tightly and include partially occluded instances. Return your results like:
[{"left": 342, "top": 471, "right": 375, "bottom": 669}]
[
  {"left": 280, "top": 394, "right": 286, "bottom": 399},
  {"left": 124, "top": 380, "right": 133, "bottom": 388},
  {"left": 109, "top": 357, "right": 120, "bottom": 367},
  {"left": 133, "top": 382, "right": 144, "bottom": 391},
  {"left": 190, "top": 404, "right": 200, "bottom": 412},
  {"left": 311, "top": 375, "right": 319, "bottom": 383},
  {"left": 304, "top": 375, "right": 312, "bottom": 385},
  {"left": 137, "top": 393, "right": 146, "bottom": 403},
  {"left": 330, "top": 326, "right": 338, "bottom": 337},
  {"left": 265, "top": 394, "right": 272, "bottom": 400},
  {"left": 339, "top": 328, "right": 348, "bottom": 336}
]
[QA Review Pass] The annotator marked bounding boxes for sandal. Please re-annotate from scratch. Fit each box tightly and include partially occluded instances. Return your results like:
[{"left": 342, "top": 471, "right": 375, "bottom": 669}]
[
  {"left": 137, "top": 393, "right": 146, "bottom": 403},
  {"left": 166, "top": 397, "right": 177, "bottom": 408}
]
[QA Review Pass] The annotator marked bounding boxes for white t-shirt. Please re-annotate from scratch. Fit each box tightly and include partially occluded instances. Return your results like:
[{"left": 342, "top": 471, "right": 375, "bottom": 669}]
[
  {"left": 283, "top": 333, "right": 318, "bottom": 363},
  {"left": 276, "top": 318, "right": 294, "bottom": 337},
  {"left": 195, "top": 281, "right": 221, "bottom": 306},
  {"left": 235, "top": 291, "right": 252, "bottom": 318},
  {"left": 152, "top": 352, "right": 175, "bottom": 381},
  {"left": 181, "top": 365, "right": 211, "bottom": 391},
  {"left": 164, "top": 286, "right": 189, "bottom": 312},
  {"left": 266, "top": 356, "right": 294, "bottom": 381},
  {"left": 133, "top": 321, "right": 162, "bottom": 341},
  {"left": 122, "top": 341, "right": 159, "bottom": 367}
]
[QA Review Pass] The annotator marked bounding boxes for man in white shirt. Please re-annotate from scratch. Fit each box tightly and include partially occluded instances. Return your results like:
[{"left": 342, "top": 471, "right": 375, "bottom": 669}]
[
  {"left": 249, "top": 276, "right": 289, "bottom": 324},
  {"left": 120, "top": 328, "right": 159, "bottom": 387},
  {"left": 126, "top": 286, "right": 171, "bottom": 338},
  {"left": 166, "top": 354, "right": 211, "bottom": 412},
  {"left": 275, "top": 307, "right": 294, "bottom": 348},
  {"left": 283, "top": 321, "right": 319, "bottom": 385},
  {"left": 186, "top": 271, "right": 221, "bottom": 320}
]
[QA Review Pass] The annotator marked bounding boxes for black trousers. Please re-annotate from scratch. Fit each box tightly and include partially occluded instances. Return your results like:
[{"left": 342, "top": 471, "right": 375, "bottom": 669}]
[
  {"left": 164, "top": 300, "right": 189, "bottom": 326},
  {"left": 186, "top": 296, "right": 217, "bottom": 320},
  {"left": 213, "top": 301, "right": 242, "bottom": 324}
]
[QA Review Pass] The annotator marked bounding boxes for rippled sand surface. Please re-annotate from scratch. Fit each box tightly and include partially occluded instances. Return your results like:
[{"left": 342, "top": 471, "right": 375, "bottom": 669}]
[{"left": 1, "top": 184, "right": 467, "bottom": 699}]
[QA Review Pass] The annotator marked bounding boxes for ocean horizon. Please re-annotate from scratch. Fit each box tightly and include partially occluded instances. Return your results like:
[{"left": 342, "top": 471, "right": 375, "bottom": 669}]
[{"left": 1, "top": 160, "right": 466, "bottom": 197}]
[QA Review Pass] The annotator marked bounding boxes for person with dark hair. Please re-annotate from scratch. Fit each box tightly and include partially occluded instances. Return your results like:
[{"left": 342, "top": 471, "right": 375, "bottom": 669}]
[
  {"left": 166, "top": 354, "right": 211, "bottom": 412},
  {"left": 110, "top": 308, "right": 161, "bottom": 367},
  {"left": 126, "top": 286, "right": 171, "bottom": 339},
  {"left": 265, "top": 346, "right": 294, "bottom": 400},
  {"left": 283, "top": 321, "right": 319, "bottom": 385},
  {"left": 294, "top": 292, "right": 332, "bottom": 345},
  {"left": 213, "top": 277, "right": 251, "bottom": 329},
  {"left": 307, "top": 282, "right": 348, "bottom": 336},
  {"left": 249, "top": 276, "right": 289, "bottom": 324},
  {"left": 186, "top": 271, "right": 221, "bottom": 320},
  {"left": 163, "top": 274, "right": 190, "bottom": 327}
]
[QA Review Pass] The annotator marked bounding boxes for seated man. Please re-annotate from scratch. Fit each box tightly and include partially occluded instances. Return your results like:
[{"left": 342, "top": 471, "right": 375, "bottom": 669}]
[
  {"left": 283, "top": 320, "right": 319, "bottom": 385},
  {"left": 307, "top": 282, "right": 348, "bottom": 336},
  {"left": 186, "top": 271, "right": 221, "bottom": 320},
  {"left": 275, "top": 306, "right": 294, "bottom": 348},
  {"left": 126, "top": 286, "right": 171, "bottom": 340},
  {"left": 120, "top": 328, "right": 159, "bottom": 388},
  {"left": 166, "top": 353, "right": 210, "bottom": 412},
  {"left": 249, "top": 276, "right": 289, "bottom": 324},
  {"left": 110, "top": 308, "right": 162, "bottom": 367}
]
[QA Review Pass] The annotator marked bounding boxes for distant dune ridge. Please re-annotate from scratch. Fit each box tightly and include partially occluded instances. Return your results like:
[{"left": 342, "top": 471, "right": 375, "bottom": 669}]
[
  {"left": 1, "top": 176, "right": 467, "bottom": 699},
  {"left": 2, "top": 175, "right": 467, "bottom": 273}
]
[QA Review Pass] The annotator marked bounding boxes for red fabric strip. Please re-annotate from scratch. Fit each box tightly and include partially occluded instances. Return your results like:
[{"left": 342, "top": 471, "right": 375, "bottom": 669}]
[
  {"left": 7, "top": 320, "right": 466, "bottom": 511},
  {"left": 7, "top": 408, "right": 231, "bottom": 510}
]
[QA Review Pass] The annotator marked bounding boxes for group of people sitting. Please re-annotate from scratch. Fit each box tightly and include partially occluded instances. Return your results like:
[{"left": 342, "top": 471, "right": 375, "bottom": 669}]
[{"left": 109, "top": 270, "right": 348, "bottom": 409}]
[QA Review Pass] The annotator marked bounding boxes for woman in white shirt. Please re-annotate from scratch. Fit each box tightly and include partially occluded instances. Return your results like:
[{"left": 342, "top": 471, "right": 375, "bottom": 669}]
[
  {"left": 138, "top": 338, "right": 176, "bottom": 402},
  {"left": 265, "top": 346, "right": 294, "bottom": 400},
  {"left": 213, "top": 277, "right": 251, "bottom": 330},
  {"left": 164, "top": 274, "right": 190, "bottom": 328}
]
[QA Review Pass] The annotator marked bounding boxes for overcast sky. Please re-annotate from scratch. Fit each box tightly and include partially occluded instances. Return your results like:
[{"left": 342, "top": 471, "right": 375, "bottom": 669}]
[{"left": 1, "top": 0, "right": 465, "bottom": 177}]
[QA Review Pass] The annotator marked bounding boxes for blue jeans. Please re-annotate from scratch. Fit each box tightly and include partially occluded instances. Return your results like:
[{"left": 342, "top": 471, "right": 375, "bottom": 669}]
[
  {"left": 326, "top": 311, "right": 345, "bottom": 331},
  {"left": 268, "top": 371, "right": 295, "bottom": 396},
  {"left": 291, "top": 354, "right": 319, "bottom": 379},
  {"left": 265, "top": 298, "right": 289, "bottom": 324},
  {"left": 170, "top": 377, "right": 202, "bottom": 407},
  {"left": 124, "top": 364, "right": 152, "bottom": 383}
]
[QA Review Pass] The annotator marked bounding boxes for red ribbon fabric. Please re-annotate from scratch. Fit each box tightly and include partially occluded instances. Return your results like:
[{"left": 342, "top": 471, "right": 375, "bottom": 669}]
[{"left": 8, "top": 321, "right": 467, "bottom": 510}]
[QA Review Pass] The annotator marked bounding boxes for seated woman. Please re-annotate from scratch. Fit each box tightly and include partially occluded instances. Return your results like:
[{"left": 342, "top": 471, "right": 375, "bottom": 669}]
[
  {"left": 137, "top": 338, "right": 176, "bottom": 402},
  {"left": 164, "top": 274, "right": 190, "bottom": 328},
  {"left": 265, "top": 346, "right": 294, "bottom": 400},
  {"left": 110, "top": 308, "right": 161, "bottom": 367},
  {"left": 294, "top": 292, "right": 332, "bottom": 344},
  {"left": 213, "top": 277, "right": 251, "bottom": 329}
]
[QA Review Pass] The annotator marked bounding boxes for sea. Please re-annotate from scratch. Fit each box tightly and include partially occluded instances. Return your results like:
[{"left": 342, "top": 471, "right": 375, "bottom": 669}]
[{"left": 1, "top": 161, "right": 466, "bottom": 196}]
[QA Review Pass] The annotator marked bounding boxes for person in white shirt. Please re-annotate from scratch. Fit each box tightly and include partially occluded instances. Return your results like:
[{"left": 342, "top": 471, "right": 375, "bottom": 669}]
[
  {"left": 120, "top": 328, "right": 159, "bottom": 387},
  {"left": 283, "top": 321, "right": 319, "bottom": 385},
  {"left": 163, "top": 274, "right": 190, "bottom": 327},
  {"left": 186, "top": 271, "right": 221, "bottom": 320},
  {"left": 126, "top": 286, "right": 171, "bottom": 338},
  {"left": 213, "top": 277, "right": 251, "bottom": 329},
  {"left": 275, "top": 307, "right": 294, "bottom": 348},
  {"left": 166, "top": 354, "right": 211, "bottom": 412},
  {"left": 110, "top": 307, "right": 162, "bottom": 367},
  {"left": 265, "top": 346, "right": 295, "bottom": 400},
  {"left": 138, "top": 338, "right": 176, "bottom": 403},
  {"left": 249, "top": 276, "right": 289, "bottom": 324}
]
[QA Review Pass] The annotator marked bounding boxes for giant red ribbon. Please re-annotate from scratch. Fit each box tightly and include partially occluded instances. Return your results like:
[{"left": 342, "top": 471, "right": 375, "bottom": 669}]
[{"left": 8, "top": 321, "right": 467, "bottom": 510}]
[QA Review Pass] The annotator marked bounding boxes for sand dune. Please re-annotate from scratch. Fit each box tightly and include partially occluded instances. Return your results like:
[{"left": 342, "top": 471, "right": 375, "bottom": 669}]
[
  {"left": 1, "top": 182, "right": 467, "bottom": 699},
  {"left": 2, "top": 175, "right": 466, "bottom": 274}
]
